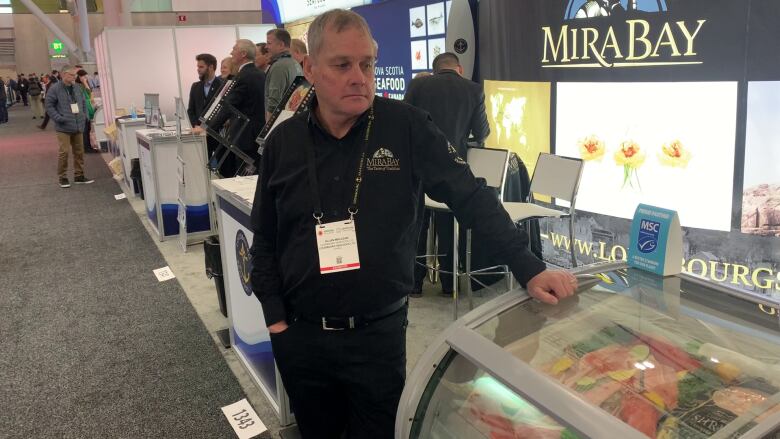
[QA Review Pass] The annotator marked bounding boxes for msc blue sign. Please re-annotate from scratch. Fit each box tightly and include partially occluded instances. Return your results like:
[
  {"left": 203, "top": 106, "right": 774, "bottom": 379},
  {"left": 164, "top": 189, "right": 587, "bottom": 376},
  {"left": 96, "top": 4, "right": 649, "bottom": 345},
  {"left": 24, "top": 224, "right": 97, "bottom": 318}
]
[
  {"left": 628, "top": 204, "right": 682, "bottom": 276},
  {"left": 637, "top": 219, "right": 660, "bottom": 253}
]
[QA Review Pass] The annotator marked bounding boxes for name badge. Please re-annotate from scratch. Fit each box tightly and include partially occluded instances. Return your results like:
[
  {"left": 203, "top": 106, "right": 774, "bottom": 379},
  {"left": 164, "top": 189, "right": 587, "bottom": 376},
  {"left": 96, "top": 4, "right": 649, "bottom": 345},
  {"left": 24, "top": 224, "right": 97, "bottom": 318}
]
[
  {"left": 315, "top": 220, "right": 360, "bottom": 274},
  {"left": 70, "top": 103, "right": 80, "bottom": 114}
]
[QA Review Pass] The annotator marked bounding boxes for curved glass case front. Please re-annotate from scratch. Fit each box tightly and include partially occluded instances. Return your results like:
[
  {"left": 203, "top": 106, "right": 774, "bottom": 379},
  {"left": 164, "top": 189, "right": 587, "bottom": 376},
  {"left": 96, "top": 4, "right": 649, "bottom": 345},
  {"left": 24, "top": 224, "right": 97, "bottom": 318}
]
[{"left": 404, "top": 267, "right": 780, "bottom": 439}]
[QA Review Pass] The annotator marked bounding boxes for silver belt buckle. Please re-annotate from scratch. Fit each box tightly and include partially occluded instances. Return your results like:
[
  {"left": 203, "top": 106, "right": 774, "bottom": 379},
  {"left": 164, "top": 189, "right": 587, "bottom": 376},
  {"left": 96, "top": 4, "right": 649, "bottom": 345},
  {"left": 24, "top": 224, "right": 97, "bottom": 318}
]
[
  {"left": 321, "top": 317, "right": 355, "bottom": 330},
  {"left": 322, "top": 317, "right": 344, "bottom": 331}
]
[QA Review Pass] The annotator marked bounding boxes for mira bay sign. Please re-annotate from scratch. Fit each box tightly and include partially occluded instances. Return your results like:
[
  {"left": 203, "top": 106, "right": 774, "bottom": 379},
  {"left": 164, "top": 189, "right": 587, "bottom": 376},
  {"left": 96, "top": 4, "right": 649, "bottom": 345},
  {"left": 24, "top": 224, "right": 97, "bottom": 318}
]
[{"left": 541, "top": 19, "right": 706, "bottom": 68}]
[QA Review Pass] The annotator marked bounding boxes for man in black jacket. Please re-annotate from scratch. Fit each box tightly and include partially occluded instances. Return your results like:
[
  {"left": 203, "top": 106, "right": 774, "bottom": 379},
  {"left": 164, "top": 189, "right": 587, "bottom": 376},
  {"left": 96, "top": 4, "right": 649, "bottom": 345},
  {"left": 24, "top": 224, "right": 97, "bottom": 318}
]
[
  {"left": 187, "top": 53, "right": 222, "bottom": 160},
  {"left": 195, "top": 39, "right": 266, "bottom": 177},
  {"left": 404, "top": 52, "right": 491, "bottom": 296},
  {"left": 18, "top": 74, "right": 29, "bottom": 106}
]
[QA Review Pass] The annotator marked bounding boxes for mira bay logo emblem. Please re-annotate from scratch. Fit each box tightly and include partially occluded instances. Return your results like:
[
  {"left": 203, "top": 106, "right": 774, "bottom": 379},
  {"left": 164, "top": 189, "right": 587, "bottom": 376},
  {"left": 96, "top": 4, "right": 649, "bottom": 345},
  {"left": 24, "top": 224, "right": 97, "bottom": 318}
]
[
  {"left": 367, "top": 148, "right": 400, "bottom": 171},
  {"left": 542, "top": 0, "right": 705, "bottom": 68}
]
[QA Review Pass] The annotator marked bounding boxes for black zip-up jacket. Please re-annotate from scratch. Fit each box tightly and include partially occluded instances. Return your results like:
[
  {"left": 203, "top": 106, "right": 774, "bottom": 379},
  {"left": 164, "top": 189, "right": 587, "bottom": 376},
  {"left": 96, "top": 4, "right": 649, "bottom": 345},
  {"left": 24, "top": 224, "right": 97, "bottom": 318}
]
[{"left": 250, "top": 97, "right": 545, "bottom": 325}]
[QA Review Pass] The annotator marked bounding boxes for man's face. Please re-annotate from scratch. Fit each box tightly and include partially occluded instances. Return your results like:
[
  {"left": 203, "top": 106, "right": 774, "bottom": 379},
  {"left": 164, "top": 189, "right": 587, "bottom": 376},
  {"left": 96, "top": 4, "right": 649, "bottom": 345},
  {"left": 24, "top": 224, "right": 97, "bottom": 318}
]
[
  {"left": 304, "top": 26, "right": 376, "bottom": 121},
  {"left": 255, "top": 48, "right": 270, "bottom": 69},
  {"left": 266, "top": 33, "right": 285, "bottom": 57},
  {"left": 62, "top": 70, "right": 76, "bottom": 85},
  {"left": 196, "top": 60, "right": 209, "bottom": 80},
  {"left": 230, "top": 43, "right": 245, "bottom": 65}
]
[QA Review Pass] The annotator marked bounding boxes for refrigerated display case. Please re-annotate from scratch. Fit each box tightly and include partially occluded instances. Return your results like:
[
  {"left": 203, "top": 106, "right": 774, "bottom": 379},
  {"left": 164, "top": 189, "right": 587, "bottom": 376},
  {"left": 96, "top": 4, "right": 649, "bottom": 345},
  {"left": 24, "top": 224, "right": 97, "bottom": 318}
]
[{"left": 397, "top": 261, "right": 780, "bottom": 439}]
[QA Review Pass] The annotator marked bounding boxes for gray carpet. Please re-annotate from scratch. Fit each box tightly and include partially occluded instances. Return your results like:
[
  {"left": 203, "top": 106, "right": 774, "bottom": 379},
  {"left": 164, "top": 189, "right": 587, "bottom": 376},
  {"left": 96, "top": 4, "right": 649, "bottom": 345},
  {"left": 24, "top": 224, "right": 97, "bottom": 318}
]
[{"left": 0, "top": 105, "right": 247, "bottom": 438}]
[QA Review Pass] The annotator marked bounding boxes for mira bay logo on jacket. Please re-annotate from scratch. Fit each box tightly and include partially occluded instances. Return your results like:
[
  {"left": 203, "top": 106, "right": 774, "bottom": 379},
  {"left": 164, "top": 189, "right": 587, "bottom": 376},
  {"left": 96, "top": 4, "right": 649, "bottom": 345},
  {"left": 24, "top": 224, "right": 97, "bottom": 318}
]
[
  {"left": 367, "top": 148, "right": 400, "bottom": 171},
  {"left": 542, "top": 1, "right": 706, "bottom": 68}
]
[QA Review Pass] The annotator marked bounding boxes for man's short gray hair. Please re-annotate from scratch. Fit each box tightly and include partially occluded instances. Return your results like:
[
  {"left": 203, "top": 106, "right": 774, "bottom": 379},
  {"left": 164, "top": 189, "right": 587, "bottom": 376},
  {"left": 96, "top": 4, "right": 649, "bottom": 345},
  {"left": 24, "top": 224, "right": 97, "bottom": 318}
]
[
  {"left": 61, "top": 65, "right": 76, "bottom": 74},
  {"left": 235, "top": 39, "right": 256, "bottom": 62},
  {"left": 308, "top": 9, "right": 374, "bottom": 60}
]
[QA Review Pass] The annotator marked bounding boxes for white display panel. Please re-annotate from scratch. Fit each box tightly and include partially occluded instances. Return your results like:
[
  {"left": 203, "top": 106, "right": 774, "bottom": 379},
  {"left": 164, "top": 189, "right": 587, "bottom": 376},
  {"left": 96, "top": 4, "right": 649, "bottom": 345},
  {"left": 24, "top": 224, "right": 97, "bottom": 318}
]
[
  {"left": 275, "top": 0, "right": 373, "bottom": 23},
  {"left": 237, "top": 25, "right": 276, "bottom": 45},
  {"left": 172, "top": 0, "right": 257, "bottom": 11},
  {"left": 555, "top": 82, "right": 738, "bottom": 232},
  {"left": 410, "top": 39, "right": 428, "bottom": 71},
  {"left": 107, "top": 28, "right": 180, "bottom": 120},
  {"left": 174, "top": 26, "right": 239, "bottom": 108}
]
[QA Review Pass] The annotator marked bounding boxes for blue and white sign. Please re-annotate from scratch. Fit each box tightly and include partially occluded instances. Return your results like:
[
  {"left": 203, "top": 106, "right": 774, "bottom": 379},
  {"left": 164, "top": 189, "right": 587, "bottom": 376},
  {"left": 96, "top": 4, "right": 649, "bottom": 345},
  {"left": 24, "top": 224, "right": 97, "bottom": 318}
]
[{"left": 628, "top": 204, "right": 682, "bottom": 276}]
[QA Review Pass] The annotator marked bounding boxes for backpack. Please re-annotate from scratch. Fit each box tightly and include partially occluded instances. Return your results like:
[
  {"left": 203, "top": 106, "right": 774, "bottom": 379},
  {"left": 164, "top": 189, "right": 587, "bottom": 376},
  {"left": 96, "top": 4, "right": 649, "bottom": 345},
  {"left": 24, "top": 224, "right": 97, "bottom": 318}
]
[{"left": 28, "top": 80, "right": 42, "bottom": 96}]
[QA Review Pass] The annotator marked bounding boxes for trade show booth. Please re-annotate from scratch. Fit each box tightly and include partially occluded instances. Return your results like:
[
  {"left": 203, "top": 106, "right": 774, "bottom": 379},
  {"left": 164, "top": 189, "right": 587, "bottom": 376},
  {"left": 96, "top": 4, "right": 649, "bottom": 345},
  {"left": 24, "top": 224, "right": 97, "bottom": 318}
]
[
  {"left": 212, "top": 176, "right": 295, "bottom": 426},
  {"left": 93, "top": 23, "right": 274, "bottom": 190},
  {"left": 136, "top": 129, "right": 213, "bottom": 243},
  {"left": 476, "top": 0, "right": 780, "bottom": 293}
]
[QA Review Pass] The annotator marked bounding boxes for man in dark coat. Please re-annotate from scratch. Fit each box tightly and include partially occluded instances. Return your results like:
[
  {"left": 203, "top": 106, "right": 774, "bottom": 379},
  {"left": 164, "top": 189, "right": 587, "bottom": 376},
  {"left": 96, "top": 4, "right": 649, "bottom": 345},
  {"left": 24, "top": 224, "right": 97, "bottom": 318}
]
[
  {"left": 404, "top": 52, "right": 491, "bottom": 296},
  {"left": 187, "top": 53, "right": 222, "bottom": 160},
  {"left": 194, "top": 39, "right": 266, "bottom": 177}
]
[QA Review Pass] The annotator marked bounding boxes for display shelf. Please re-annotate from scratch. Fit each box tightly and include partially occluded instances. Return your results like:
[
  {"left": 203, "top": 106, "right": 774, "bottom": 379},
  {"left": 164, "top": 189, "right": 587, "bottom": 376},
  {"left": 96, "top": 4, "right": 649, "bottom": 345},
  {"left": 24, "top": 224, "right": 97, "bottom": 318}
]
[{"left": 398, "top": 262, "right": 780, "bottom": 439}]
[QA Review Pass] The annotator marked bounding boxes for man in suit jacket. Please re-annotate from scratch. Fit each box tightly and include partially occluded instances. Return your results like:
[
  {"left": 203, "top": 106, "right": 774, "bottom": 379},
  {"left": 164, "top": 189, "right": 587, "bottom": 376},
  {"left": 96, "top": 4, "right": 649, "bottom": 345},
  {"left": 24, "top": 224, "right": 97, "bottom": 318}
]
[
  {"left": 404, "top": 52, "right": 491, "bottom": 297},
  {"left": 195, "top": 39, "right": 266, "bottom": 177},
  {"left": 187, "top": 53, "right": 222, "bottom": 160}
]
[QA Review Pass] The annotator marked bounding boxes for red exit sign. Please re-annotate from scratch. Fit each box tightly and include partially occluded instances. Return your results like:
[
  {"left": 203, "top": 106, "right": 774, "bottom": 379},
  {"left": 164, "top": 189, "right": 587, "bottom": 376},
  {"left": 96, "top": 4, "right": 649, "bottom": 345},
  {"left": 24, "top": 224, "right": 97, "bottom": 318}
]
[{"left": 177, "top": 15, "right": 186, "bottom": 22}]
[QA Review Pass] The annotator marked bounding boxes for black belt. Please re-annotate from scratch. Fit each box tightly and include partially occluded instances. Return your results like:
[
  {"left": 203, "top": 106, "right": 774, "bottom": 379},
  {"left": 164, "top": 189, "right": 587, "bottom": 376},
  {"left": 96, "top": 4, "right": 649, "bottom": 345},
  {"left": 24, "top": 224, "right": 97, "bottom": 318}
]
[{"left": 295, "top": 297, "right": 408, "bottom": 331}]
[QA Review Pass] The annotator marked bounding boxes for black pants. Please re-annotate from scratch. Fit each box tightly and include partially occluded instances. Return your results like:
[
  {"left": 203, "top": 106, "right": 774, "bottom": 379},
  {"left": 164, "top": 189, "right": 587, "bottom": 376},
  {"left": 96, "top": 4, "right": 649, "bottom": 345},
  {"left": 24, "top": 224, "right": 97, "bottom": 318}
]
[
  {"left": 20, "top": 91, "right": 28, "bottom": 106},
  {"left": 271, "top": 307, "right": 408, "bottom": 439},
  {"left": 83, "top": 119, "right": 92, "bottom": 150},
  {"left": 414, "top": 210, "right": 454, "bottom": 293},
  {"left": 0, "top": 102, "right": 7, "bottom": 122}
]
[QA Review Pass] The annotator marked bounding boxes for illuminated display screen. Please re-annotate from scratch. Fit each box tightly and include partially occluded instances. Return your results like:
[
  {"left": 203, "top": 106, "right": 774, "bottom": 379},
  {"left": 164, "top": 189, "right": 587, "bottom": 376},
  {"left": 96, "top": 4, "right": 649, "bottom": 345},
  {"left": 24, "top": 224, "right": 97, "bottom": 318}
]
[{"left": 555, "top": 82, "right": 738, "bottom": 232}]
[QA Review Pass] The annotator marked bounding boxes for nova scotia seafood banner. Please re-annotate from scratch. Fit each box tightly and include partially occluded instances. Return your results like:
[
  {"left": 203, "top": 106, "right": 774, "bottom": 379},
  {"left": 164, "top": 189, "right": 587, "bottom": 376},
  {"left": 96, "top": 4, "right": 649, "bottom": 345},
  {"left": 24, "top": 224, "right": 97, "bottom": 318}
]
[
  {"left": 479, "top": 0, "right": 780, "bottom": 295},
  {"left": 354, "top": 0, "right": 469, "bottom": 99}
]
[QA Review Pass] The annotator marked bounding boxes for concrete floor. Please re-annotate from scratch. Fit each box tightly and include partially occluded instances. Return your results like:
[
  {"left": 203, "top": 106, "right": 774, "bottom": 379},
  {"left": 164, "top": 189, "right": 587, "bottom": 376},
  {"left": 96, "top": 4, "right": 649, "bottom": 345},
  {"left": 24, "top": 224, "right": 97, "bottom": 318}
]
[{"left": 111, "top": 168, "right": 512, "bottom": 438}]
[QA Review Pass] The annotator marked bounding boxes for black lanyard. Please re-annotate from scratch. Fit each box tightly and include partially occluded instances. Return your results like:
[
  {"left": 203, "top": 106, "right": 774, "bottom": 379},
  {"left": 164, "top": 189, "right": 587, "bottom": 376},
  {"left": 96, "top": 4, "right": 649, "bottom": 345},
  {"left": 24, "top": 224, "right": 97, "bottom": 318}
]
[{"left": 306, "top": 106, "right": 375, "bottom": 224}]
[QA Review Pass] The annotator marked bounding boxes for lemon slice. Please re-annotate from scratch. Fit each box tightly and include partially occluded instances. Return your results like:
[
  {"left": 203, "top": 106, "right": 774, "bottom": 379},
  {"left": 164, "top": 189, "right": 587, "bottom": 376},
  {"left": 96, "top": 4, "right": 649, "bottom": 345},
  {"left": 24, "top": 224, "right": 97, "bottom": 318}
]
[
  {"left": 630, "top": 345, "right": 650, "bottom": 361},
  {"left": 551, "top": 357, "right": 574, "bottom": 375},
  {"left": 607, "top": 369, "right": 636, "bottom": 381}
]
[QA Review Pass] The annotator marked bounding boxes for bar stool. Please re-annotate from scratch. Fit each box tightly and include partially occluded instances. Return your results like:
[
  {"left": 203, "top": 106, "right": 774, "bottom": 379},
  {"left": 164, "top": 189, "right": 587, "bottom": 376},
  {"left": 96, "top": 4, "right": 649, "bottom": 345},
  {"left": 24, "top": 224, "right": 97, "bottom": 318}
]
[{"left": 420, "top": 147, "right": 512, "bottom": 319}]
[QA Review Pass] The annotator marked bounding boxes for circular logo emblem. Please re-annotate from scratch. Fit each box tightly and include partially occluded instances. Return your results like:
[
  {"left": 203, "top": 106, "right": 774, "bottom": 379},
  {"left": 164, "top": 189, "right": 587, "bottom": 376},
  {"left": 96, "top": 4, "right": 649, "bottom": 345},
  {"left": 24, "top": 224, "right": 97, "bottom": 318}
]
[
  {"left": 454, "top": 39, "right": 468, "bottom": 54},
  {"left": 235, "top": 230, "right": 253, "bottom": 296}
]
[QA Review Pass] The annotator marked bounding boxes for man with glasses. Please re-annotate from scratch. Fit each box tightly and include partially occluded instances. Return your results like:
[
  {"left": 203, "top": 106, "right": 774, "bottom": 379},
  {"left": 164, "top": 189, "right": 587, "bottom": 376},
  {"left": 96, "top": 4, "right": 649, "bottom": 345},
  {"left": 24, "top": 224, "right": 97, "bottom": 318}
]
[{"left": 45, "top": 66, "right": 94, "bottom": 188}]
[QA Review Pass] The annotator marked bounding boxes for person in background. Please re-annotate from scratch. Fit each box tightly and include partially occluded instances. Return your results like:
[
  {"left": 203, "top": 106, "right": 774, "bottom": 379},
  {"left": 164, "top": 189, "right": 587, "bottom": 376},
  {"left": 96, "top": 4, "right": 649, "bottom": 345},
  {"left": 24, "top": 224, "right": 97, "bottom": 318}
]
[
  {"left": 193, "top": 40, "right": 265, "bottom": 177},
  {"left": 255, "top": 42, "right": 271, "bottom": 72},
  {"left": 38, "top": 74, "right": 56, "bottom": 130},
  {"left": 28, "top": 75, "right": 44, "bottom": 120},
  {"left": 18, "top": 73, "right": 29, "bottom": 106},
  {"left": 90, "top": 71, "right": 100, "bottom": 90},
  {"left": 404, "top": 52, "right": 491, "bottom": 297},
  {"left": 413, "top": 71, "right": 432, "bottom": 79},
  {"left": 0, "top": 77, "right": 8, "bottom": 123},
  {"left": 220, "top": 56, "right": 236, "bottom": 81},
  {"left": 8, "top": 76, "right": 17, "bottom": 106},
  {"left": 46, "top": 65, "right": 94, "bottom": 188},
  {"left": 264, "top": 28, "right": 302, "bottom": 121},
  {"left": 290, "top": 38, "right": 307, "bottom": 67},
  {"left": 250, "top": 9, "right": 577, "bottom": 437},
  {"left": 76, "top": 69, "right": 98, "bottom": 153},
  {"left": 187, "top": 53, "right": 222, "bottom": 159}
]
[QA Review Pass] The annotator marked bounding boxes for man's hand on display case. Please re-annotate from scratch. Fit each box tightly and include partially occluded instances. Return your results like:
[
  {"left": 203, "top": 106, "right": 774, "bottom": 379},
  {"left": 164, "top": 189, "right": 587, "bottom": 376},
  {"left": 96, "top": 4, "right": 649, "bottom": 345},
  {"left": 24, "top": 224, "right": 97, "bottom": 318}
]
[
  {"left": 192, "top": 125, "right": 205, "bottom": 135},
  {"left": 268, "top": 321, "right": 289, "bottom": 334},
  {"left": 526, "top": 270, "right": 578, "bottom": 305}
]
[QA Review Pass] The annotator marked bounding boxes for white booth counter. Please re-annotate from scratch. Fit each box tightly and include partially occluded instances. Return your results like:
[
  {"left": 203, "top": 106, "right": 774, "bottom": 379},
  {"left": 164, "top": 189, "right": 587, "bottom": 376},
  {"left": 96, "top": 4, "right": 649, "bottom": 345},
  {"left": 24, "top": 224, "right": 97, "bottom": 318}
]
[
  {"left": 212, "top": 176, "right": 295, "bottom": 426},
  {"left": 136, "top": 129, "right": 213, "bottom": 243},
  {"left": 116, "top": 117, "right": 146, "bottom": 194}
]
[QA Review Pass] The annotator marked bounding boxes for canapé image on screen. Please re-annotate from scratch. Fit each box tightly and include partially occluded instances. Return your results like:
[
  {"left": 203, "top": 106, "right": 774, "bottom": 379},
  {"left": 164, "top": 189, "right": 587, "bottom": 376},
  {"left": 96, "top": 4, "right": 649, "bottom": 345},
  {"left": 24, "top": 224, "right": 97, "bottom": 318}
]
[
  {"left": 555, "top": 82, "right": 738, "bottom": 232},
  {"left": 742, "top": 81, "right": 780, "bottom": 237}
]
